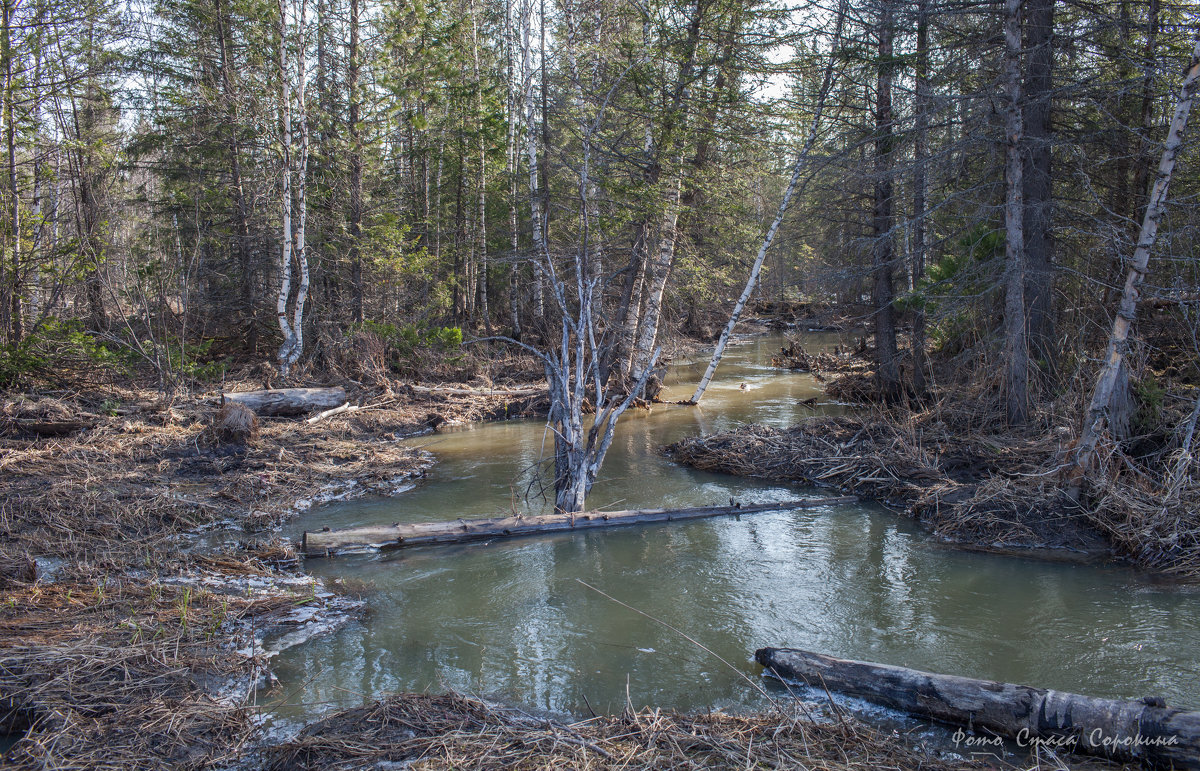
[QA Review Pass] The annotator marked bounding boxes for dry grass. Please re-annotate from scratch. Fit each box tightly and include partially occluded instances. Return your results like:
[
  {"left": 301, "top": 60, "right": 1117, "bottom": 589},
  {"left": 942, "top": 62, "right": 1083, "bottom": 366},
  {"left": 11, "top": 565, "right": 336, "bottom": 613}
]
[
  {"left": 265, "top": 691, "right": 992, "bottom": 771},
  {"left": 0, "top": 366, "right": 547, "bottom": 768},
  {"left": 0, "top": 564, "right": 324, "bottom": 770},
  {"left": 669, "top": 381, "right": 1200, "bottom": 579},
  {"left": 667, "top": 414, "right": 1114, "bottom": 562},
  {"left": 0, "top": 379, "right": 545, "bottom": 571}
]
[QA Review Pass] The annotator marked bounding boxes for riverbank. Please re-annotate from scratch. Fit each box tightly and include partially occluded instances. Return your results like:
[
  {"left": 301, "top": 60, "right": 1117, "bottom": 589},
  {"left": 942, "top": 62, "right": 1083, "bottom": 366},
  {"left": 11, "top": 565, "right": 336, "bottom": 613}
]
[
  {"left": 0, "top": 372, "right": 1002, "bottom": 770},
  {"left": 667, "top": 392, "right": 1200, "bottom": 581},
  {"left": 261, "top": 691, "right": 999, "bottom": 770},
  {"left": 0, "top": 330, "right": 1180, "bottom": 769},
  {"left": 0, "top": 352, "right": 553, "bottom": 767}
]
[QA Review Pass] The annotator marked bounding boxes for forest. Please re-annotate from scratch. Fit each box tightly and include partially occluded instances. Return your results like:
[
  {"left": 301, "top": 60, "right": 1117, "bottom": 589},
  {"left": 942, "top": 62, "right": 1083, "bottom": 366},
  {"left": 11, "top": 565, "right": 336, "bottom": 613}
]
[{"left": 1, "top": 0, "right": 1200, "bottom": 765}]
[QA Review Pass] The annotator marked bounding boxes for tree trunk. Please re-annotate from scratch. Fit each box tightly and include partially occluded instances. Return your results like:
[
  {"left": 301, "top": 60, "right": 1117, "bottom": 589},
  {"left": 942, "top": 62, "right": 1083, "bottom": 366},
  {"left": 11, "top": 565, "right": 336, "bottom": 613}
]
[
  {"left": 348, "top": 0, "right": 364, "bottom": 324},
  {"left": 1023, "top": 0, "right": 1055, "bottom": 368},
  {"left": 215, "top": 0, "right": 255, "bottom": 340},
  {"left": 1066, "top": 38, "right": 1200, "bottom": 499},
  {"left": 1002, "top": 0, "right": 1028, "bottom": 427},
  {"left": 520, "top": 0, "right": 545, "bottom": 319},
  {"left": 79, "top": 49, "right": 108, "bottom": 335},
  {"left": 1132, "top": 0, "right": 1160, "bottom": 222},
  {"left": 276, "top": 0, "right": 310, "bottom": 376},
  {"left": 757, "top": 647, "right": 1200, "bottom": 769},
  {"left": 2, "top": 0, "right": 19, "bottom": 343},
  {"left": 911, "top": 0, "right": 929, "bottom": 395},
  {"left": 471, "top": 2, "right": 490, "bottom": 334},
  {"left": 631, "top": 167, "right": 682, "bottom": 386},
  {"left": 871, "top": 0, "right": 899, "bottom": 401}
]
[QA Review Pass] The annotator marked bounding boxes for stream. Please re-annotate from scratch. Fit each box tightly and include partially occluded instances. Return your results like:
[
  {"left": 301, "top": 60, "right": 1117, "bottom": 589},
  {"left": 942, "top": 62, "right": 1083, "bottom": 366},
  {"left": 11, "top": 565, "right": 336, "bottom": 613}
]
[{"left": 275, "top": 333, "right": 1199, "bottom": 728}]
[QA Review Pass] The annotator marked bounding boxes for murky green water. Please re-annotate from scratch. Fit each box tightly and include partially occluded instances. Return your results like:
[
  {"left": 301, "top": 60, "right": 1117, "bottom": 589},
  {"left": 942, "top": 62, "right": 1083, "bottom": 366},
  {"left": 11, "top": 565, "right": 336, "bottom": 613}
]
[{"left": 275, "top": 333, "right": 1199, "bottom": 723}]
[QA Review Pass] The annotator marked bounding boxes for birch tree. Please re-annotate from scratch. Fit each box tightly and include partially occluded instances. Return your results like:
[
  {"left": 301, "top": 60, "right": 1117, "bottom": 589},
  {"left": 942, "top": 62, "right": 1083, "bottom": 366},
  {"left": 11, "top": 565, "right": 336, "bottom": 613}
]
[
  {"left": 276, "top": 0, "right": 310, "bottom": 376},
  {"left": 688, "top": 0, "right": 846, "bottom": 405},
  {"left": 1065, "top": 37, "right": 1200, "bottom": 499}
]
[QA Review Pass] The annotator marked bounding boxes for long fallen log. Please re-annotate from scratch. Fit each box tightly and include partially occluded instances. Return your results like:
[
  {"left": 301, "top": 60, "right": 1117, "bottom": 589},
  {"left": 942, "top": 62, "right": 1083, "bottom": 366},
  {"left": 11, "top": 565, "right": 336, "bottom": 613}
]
[
  {"left": 409, "top": 384, "right": 545, "bottom": 397},
  {"left": 302, "top": 496, "right": 857, "bottom": 557},
  {"left": 222, "top": 387, "right": 347, "bottom": 416},
  {"left": 756, "top": 647, "right": 1200, "bottom": 769}
]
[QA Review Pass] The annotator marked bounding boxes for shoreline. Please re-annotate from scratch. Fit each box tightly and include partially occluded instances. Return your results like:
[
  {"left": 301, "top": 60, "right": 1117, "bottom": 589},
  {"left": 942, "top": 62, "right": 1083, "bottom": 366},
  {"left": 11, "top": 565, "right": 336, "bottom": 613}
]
[{"left": 0, "top": 332, "right": 1175, "bottom": 769}]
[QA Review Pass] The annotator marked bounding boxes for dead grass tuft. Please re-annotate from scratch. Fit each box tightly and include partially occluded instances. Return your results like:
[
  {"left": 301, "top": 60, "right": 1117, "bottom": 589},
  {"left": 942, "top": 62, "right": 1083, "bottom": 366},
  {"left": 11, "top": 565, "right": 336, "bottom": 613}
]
[{"left": 265, "top": 691, "right": 985, "bottom": 771}]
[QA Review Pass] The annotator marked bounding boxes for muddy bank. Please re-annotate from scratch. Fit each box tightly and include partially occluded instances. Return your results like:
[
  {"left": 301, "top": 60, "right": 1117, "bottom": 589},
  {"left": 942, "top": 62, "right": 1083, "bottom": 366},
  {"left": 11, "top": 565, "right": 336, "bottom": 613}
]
[
  {"left": 0, "top": 549, "right": 367, "bottom": 769},
  {"left": 667, "top": 414, "right": 1200, "bottom": 578},
  {"left": 0, "top": 361, "right": 550, "bottom": 768}
]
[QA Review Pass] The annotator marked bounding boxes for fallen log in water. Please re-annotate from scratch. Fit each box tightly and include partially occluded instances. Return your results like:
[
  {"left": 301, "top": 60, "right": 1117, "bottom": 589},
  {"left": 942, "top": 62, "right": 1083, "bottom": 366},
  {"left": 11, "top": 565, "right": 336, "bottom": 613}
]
[
  {"left": 302, "top": 496, "right": 857, "bottom": 557},
  {"left": 756, "top": 647, "right": 1200, "bottom": 769},
  {"left": 222, "top": 387, "right": 347, "bottom": 416}
]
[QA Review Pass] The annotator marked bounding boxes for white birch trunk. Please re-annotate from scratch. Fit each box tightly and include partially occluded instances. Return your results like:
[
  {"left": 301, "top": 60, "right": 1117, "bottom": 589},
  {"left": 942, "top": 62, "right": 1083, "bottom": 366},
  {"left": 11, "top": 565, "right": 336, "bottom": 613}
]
[
  {"left": 276, "top": 0, "right": 295, "bottom": 376},
  {"left": 288, "top": 0, "right": 310, "bottom": 371},
  {"left": 276, "top": 0, "right": 309, "bottom": 376},
  {"left": 630, "top": 166, "right": 681, "bottom": 385},
  {"left": 1066, "top": 38, "right": 1200, "bottom": 499}
]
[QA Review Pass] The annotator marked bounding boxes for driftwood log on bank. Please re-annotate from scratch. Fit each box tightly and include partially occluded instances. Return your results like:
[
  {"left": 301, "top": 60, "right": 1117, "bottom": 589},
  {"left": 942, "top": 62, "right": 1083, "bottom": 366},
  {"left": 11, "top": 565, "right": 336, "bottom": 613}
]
[
  {"left": 302, "top": 497, "right": 857, "bottom": 557},
  {"left": 409, "top": 384, "right": 545, "bottom": 397},
  {"left": 221, "top": 387, "right": 347, "bottom": 416},
  {"left": 756, "top": 647, "right": 1200, "bottom": 769}
]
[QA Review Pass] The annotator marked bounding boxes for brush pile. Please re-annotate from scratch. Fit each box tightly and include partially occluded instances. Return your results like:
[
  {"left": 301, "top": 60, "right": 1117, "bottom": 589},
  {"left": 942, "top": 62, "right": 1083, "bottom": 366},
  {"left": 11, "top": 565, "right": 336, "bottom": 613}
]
[
  {"left": 265, "top": 691, "right": 981, "bottom": 771},
  {"left": 667, "top": 414, "right": 1112, "bottom": 560}
]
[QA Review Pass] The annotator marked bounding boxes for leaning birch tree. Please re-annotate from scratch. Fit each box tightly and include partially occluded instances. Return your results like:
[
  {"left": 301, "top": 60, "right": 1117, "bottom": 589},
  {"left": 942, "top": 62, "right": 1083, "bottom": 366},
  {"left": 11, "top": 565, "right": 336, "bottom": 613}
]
[
  {"left": 688, "top": 0, "right": 847, "bottom": 405},
  {"left": 1065, "top": 37, "right": 1200, "bottom": 500}
]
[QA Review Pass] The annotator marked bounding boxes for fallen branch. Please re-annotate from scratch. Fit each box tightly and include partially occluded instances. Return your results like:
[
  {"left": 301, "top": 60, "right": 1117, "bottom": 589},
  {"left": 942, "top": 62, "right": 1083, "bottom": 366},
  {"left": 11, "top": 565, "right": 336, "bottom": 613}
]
[
  {"left": 222, "top": 387, "right": 347, "bottom": 416},
  {"left": 305, "top": 402, "right": 359, "bottom": 424}
]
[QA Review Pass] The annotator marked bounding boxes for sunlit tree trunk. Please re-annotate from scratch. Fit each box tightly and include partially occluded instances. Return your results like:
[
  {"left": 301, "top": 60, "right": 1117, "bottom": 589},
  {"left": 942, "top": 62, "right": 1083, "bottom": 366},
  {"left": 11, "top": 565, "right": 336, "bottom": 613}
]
[
  {"left": 277, "top": 0, "right": 310, "bottom": 376},
  {"left": 631, "top": 164, "right": 681, "bottom": 385}
]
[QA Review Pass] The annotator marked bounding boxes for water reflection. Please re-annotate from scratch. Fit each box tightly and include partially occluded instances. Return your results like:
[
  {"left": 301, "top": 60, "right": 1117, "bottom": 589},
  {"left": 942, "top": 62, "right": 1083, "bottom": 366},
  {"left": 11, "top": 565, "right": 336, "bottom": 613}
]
[{"left": 276, "top": 333, "right": 1200, "bottom": 725}]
